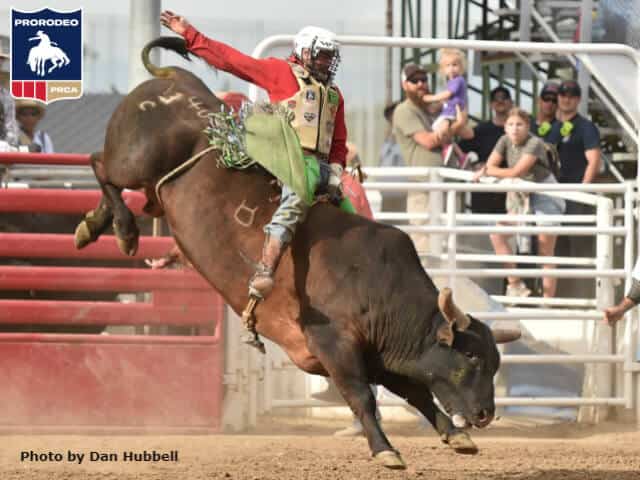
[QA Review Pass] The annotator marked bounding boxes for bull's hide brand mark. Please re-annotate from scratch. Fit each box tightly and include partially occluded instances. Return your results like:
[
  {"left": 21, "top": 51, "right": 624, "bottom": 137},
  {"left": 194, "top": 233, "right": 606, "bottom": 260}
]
[
  {"left": 234, "top": 199, "right": 258, "bottom": 227},
  {"left": 137, "top": 92, "right": 187, "bottom": 112},
  {"left": 188, "top": 96, "right": 212, "bottom": 118}
]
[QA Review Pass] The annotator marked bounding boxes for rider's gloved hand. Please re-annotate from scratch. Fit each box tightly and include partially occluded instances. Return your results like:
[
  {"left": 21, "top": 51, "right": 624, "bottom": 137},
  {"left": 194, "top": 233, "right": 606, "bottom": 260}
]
[{"left": 328, "top": 163, "right": 344, "bottom": 206}]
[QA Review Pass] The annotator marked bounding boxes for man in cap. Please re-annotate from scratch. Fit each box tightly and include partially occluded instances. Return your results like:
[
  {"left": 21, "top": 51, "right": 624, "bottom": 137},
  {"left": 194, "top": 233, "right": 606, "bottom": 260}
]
[
  {"left": 392, "top": 63, "right": 465, "bottom": 254},
  {"left": 458, "top": 85, "right": 513, "bottom": 215},
  {"left": 546, "top": 79, "right": 601, "bottom": 290},
  {"left": 546, "top": 79, "right": 601, "bottom": 185},
  {"left": 531, "top": 81, "right": 559, "bottom": 142}
]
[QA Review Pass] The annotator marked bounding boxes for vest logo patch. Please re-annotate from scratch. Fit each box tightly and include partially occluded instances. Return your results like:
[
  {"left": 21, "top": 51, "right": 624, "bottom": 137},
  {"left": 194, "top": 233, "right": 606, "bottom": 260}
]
[
  {"left": 303, "top": 112, "right": 316, "bottom": 122},
  {"left": 327, "top": 89, "right": 339, "bottom": 105},
  {"left": 304, "top": 90, "right": 316, "bottom": 102}
]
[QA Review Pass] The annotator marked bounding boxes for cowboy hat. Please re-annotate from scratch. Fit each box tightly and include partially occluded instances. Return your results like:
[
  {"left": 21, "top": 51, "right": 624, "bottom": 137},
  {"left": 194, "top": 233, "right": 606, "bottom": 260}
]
[{"left": 15, "top": 98, "right": 46, "bottom": 115}]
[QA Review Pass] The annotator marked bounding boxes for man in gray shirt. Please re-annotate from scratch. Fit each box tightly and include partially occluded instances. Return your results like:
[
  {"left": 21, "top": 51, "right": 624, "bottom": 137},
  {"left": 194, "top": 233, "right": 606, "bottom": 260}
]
[{"left": 392, "top": 63, "right": 464, "bottom": 254}]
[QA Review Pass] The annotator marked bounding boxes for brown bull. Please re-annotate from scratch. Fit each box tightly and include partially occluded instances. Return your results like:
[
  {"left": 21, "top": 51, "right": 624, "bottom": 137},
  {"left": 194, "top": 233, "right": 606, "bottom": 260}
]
[{"left": 75, "top": 37, "right": 519, "bottom": 469}]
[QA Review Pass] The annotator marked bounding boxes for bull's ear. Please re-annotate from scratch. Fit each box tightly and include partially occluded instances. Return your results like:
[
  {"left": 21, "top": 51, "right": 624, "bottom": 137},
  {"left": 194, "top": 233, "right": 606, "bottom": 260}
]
[
  {"left": 492, "top": 328, "right": 521, "bottom": 344},
  {"left": 438, "top": 287, "right": 471, "bottom": 331}
]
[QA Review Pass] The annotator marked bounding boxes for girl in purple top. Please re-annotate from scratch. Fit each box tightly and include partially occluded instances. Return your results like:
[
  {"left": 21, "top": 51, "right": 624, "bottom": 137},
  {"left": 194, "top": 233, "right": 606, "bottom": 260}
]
[{"left": 422, "top": 48, "right": 468, "bottom": 142}]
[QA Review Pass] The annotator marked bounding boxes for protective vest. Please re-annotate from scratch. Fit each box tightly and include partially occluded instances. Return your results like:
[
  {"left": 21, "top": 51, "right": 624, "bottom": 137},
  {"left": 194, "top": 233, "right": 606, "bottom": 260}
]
[{"left": 281, "top": 63, "right": 340, "bottom": 156}]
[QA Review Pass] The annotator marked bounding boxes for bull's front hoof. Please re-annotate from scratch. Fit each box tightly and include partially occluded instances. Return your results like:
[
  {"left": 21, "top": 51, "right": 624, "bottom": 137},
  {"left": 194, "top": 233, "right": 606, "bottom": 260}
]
[
  {"left": 74, "top": 220, "right": 93, "bottom": 249},
  {"left": 373, "top": 450, "right": 406, "bottom": 470},
  {"left": 444, "top": 431, "right": 478, "bottom": 455}
]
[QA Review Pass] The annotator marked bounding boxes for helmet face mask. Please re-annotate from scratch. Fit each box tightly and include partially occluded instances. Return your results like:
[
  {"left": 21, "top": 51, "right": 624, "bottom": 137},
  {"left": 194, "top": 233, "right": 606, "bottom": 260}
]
[{"left": 294, "top": 26, "right": 341, "bottom": 84}]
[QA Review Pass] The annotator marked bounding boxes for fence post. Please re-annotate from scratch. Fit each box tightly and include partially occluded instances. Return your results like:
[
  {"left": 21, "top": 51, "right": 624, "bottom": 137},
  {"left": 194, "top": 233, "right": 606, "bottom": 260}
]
[
  {"left": 429, "top": 168, "right": 443, "bottom": 258},
  {"left": 222, "top": 307, "right": 250, "bottom": 431},
  {"left": 581, "top": 197, "right": 615, "bottom": 422},
  {"left": 446, "top": 189, "right": 457, "bottom": 291}
]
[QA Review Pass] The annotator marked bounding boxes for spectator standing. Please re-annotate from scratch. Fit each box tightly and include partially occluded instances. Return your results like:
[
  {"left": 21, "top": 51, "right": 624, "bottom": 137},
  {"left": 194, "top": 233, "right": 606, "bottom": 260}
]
[
  {"left": 473, "top": 107, "right": 565, "bottom": 298},
  {"left": 458, "top": 86, "right": 513, "bottom": 214},
  {"left": 15, "top": 99, "right": 54, "bottom": 153},
  {"left": 392, "top": 63, "right": 465, "bottom": 254},
  {"left": 546, "top": 80, "right": 601, "bottom": 189},
  {"left": 531, "top": 81, "right": 560, "bottom": 141},
  {"left": 546, "top": 79, "right": 601, "bottom": 273},
  {"left": 0, "top": 53, "right": 19, "bottom": 149}
]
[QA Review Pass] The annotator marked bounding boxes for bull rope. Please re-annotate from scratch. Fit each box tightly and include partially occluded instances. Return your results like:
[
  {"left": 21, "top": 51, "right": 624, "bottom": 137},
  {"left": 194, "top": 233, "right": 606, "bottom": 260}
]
[{"left": 154, "top": 145, "right": 218, "bottom": 206}]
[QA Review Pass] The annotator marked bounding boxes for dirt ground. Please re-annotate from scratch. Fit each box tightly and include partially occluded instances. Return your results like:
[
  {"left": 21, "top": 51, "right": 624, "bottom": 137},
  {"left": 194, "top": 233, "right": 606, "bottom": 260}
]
[{"left": 1, "top": 417, "right": 639, "bottom": 480}]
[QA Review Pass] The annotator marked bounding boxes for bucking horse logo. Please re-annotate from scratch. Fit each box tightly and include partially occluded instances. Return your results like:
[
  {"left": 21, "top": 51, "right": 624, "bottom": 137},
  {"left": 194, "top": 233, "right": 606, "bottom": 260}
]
[{"left": 27, "top": 30, "right": 70, "bottom": 77}]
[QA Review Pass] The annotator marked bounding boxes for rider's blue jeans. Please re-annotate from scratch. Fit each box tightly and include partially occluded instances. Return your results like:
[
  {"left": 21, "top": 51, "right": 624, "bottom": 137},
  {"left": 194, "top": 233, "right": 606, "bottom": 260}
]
[
  {"left": 264, "top": 159, "right": 332, "bottom": 244},
  {"left": 264, "top": 184, "right": 309, "bottom": 244}
]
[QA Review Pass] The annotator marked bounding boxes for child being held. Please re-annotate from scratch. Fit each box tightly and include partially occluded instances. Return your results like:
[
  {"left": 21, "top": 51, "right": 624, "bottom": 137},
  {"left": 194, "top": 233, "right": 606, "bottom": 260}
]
[{"left": 422, "top": 48, "right": 468, "bottom": 142}]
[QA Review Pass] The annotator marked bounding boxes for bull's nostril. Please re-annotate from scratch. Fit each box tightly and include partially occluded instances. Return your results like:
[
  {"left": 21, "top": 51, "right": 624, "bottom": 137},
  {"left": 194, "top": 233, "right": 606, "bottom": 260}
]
[{"left": 476, "top": 409, "right": 491, "bottom": 423}]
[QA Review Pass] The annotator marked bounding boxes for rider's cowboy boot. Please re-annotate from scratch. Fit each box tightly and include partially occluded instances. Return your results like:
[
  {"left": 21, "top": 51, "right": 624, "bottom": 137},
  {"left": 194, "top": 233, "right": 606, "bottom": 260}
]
[{"left": 248, "top": 234, "right": 287, "bottom": 299}]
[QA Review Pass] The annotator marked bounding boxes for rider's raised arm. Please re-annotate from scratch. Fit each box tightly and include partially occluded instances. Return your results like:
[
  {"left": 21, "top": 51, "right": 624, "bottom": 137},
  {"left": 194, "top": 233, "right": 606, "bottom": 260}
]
[
  {"left": 182, "top": 25, "right": 293, "bottom": 101},
  {"left": 328, "top": 88, "right": 347, "bottom": 168}
]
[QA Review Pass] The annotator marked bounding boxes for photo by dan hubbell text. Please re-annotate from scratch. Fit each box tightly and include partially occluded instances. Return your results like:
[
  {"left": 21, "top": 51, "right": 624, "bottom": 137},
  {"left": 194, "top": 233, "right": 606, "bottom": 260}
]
[{"left": 20, "top": 449, "right": 179, "bottom": 464}]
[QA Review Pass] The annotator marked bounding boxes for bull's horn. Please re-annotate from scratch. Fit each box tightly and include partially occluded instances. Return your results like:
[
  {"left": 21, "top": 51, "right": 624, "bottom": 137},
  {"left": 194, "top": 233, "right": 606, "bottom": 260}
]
[
  {"left": 438, "top": 287, "right": 471, "bottom": 331},
  {"left": 491, "top": 328, "right": 521, "bottom": 344}
]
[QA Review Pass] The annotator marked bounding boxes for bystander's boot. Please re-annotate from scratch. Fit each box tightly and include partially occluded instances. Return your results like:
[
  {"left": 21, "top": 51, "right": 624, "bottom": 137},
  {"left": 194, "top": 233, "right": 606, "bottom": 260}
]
[{"left": 248, "top": 234, "right": 287, "bottom": 299}]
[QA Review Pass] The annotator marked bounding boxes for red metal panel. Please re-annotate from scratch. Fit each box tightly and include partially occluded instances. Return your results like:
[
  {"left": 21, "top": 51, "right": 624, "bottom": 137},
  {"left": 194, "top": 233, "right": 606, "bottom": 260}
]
[
  {"left": 0, "top": 333, "right": 223, "bottom": 428},
  {"left": 0, "top": 189, "right": 146, "bottom": 214},
  {"left": 35, "top": 81, "right": 47, "bottom": 102},
  {"left": 0, "top": 234, "right": 175, "bottom": 260},
  {"left": 0, "top": 266, "right": 210, "bottom": 291},
  {"left": 0, "top": 152, "right": 90, "bottom": 165},
  {"left": 11, "top": 81, "right": 22, "bottom": 97},
  {"left": 0, "top": 154, "right": 226, "bottom": 431},
  {"left": 0, "top": 300, "right": 217, "bottom": 326},
  {"left": 23, "top": 81, "right": 34, "bottom": 98}
]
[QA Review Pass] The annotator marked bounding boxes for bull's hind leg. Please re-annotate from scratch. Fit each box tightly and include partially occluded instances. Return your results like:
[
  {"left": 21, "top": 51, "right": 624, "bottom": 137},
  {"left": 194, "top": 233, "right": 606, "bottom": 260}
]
[
  {"left": 303, "top": 311, "right": 406, "bottom": 470},
  {"left": 75, "top": 152, "right": 113, "bottom": 249},
  {"left": 102, "top": 182, "right": 139, "bottom": 256},
  {"left": 74, "top": 195, "right": 113, "bottom": 249},
  {"left": 380, "top": 374, "right": 478, "bottom": 455}
]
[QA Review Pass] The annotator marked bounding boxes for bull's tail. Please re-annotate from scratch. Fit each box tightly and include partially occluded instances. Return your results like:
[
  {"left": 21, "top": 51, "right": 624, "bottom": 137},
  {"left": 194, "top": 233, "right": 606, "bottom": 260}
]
[{"left": 141, "top": 36, "right": 191, "bottom": 78}]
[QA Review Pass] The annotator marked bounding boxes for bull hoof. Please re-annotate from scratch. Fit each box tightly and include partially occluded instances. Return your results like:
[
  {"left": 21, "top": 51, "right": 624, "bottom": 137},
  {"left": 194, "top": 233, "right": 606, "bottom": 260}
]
[
  {"left": 74, "top": 220, "right": 93, "bottom": 249},
  {"left": 373, "top": 450, "right": 406, "bottom": 470},
  {"left": 444, "top": 431, "right": 478, "bottom": 455},
  {"left": 116, "top": 235, "right": 139, "bottom": 257}
]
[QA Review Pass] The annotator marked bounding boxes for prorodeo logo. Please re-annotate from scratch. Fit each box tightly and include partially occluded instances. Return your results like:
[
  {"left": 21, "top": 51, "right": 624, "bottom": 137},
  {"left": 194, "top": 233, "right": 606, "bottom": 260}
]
[{"left": 11, "top": 8, "right": 83, "bottom": 104}]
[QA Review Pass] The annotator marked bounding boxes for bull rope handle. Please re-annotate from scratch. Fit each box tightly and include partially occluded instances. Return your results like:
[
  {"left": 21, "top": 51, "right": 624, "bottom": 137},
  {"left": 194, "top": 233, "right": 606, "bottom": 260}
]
[{"left": 154, "top": 145, "right": 218, "bottom": 206}]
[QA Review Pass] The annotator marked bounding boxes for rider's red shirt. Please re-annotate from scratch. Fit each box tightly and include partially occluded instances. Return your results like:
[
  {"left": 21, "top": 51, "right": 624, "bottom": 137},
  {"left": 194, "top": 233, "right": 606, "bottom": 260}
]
[{"left": 183, "top": 25, "right": 347, "bottom": 167}]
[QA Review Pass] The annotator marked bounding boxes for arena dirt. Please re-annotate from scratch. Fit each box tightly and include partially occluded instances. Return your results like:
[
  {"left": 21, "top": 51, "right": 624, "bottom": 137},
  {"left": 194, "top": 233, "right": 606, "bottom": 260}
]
[{"left": 1, "top": 417, "right": 639, "bottom": 480}]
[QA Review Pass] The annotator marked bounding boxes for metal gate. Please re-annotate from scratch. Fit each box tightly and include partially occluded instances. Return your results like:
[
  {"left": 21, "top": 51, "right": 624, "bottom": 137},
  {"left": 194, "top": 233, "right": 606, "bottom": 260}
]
[{"left": 0, "top": 152, "right": 225, "bottom": 432}]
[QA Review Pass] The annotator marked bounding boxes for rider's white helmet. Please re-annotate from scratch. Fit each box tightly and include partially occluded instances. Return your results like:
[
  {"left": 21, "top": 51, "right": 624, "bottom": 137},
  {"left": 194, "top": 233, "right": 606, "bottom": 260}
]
[{"left": 293, "top": 26, "right": 341, "bottom": 83}]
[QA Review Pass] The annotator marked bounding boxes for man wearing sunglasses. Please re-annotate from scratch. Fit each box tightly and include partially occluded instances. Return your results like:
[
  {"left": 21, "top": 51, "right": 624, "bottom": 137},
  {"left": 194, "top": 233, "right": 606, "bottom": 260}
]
[
  {"left": 392, "top": 63, "right": 466, "bottom": 254},
  {"left": 531, "top": 81, "right": 559, "bottom": 141},
  {"left": 546, "top": 79, "right": 601, "bottom": 293},
  {"left": 546, "top": 80, "right": 601, "bottom": 186}
]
